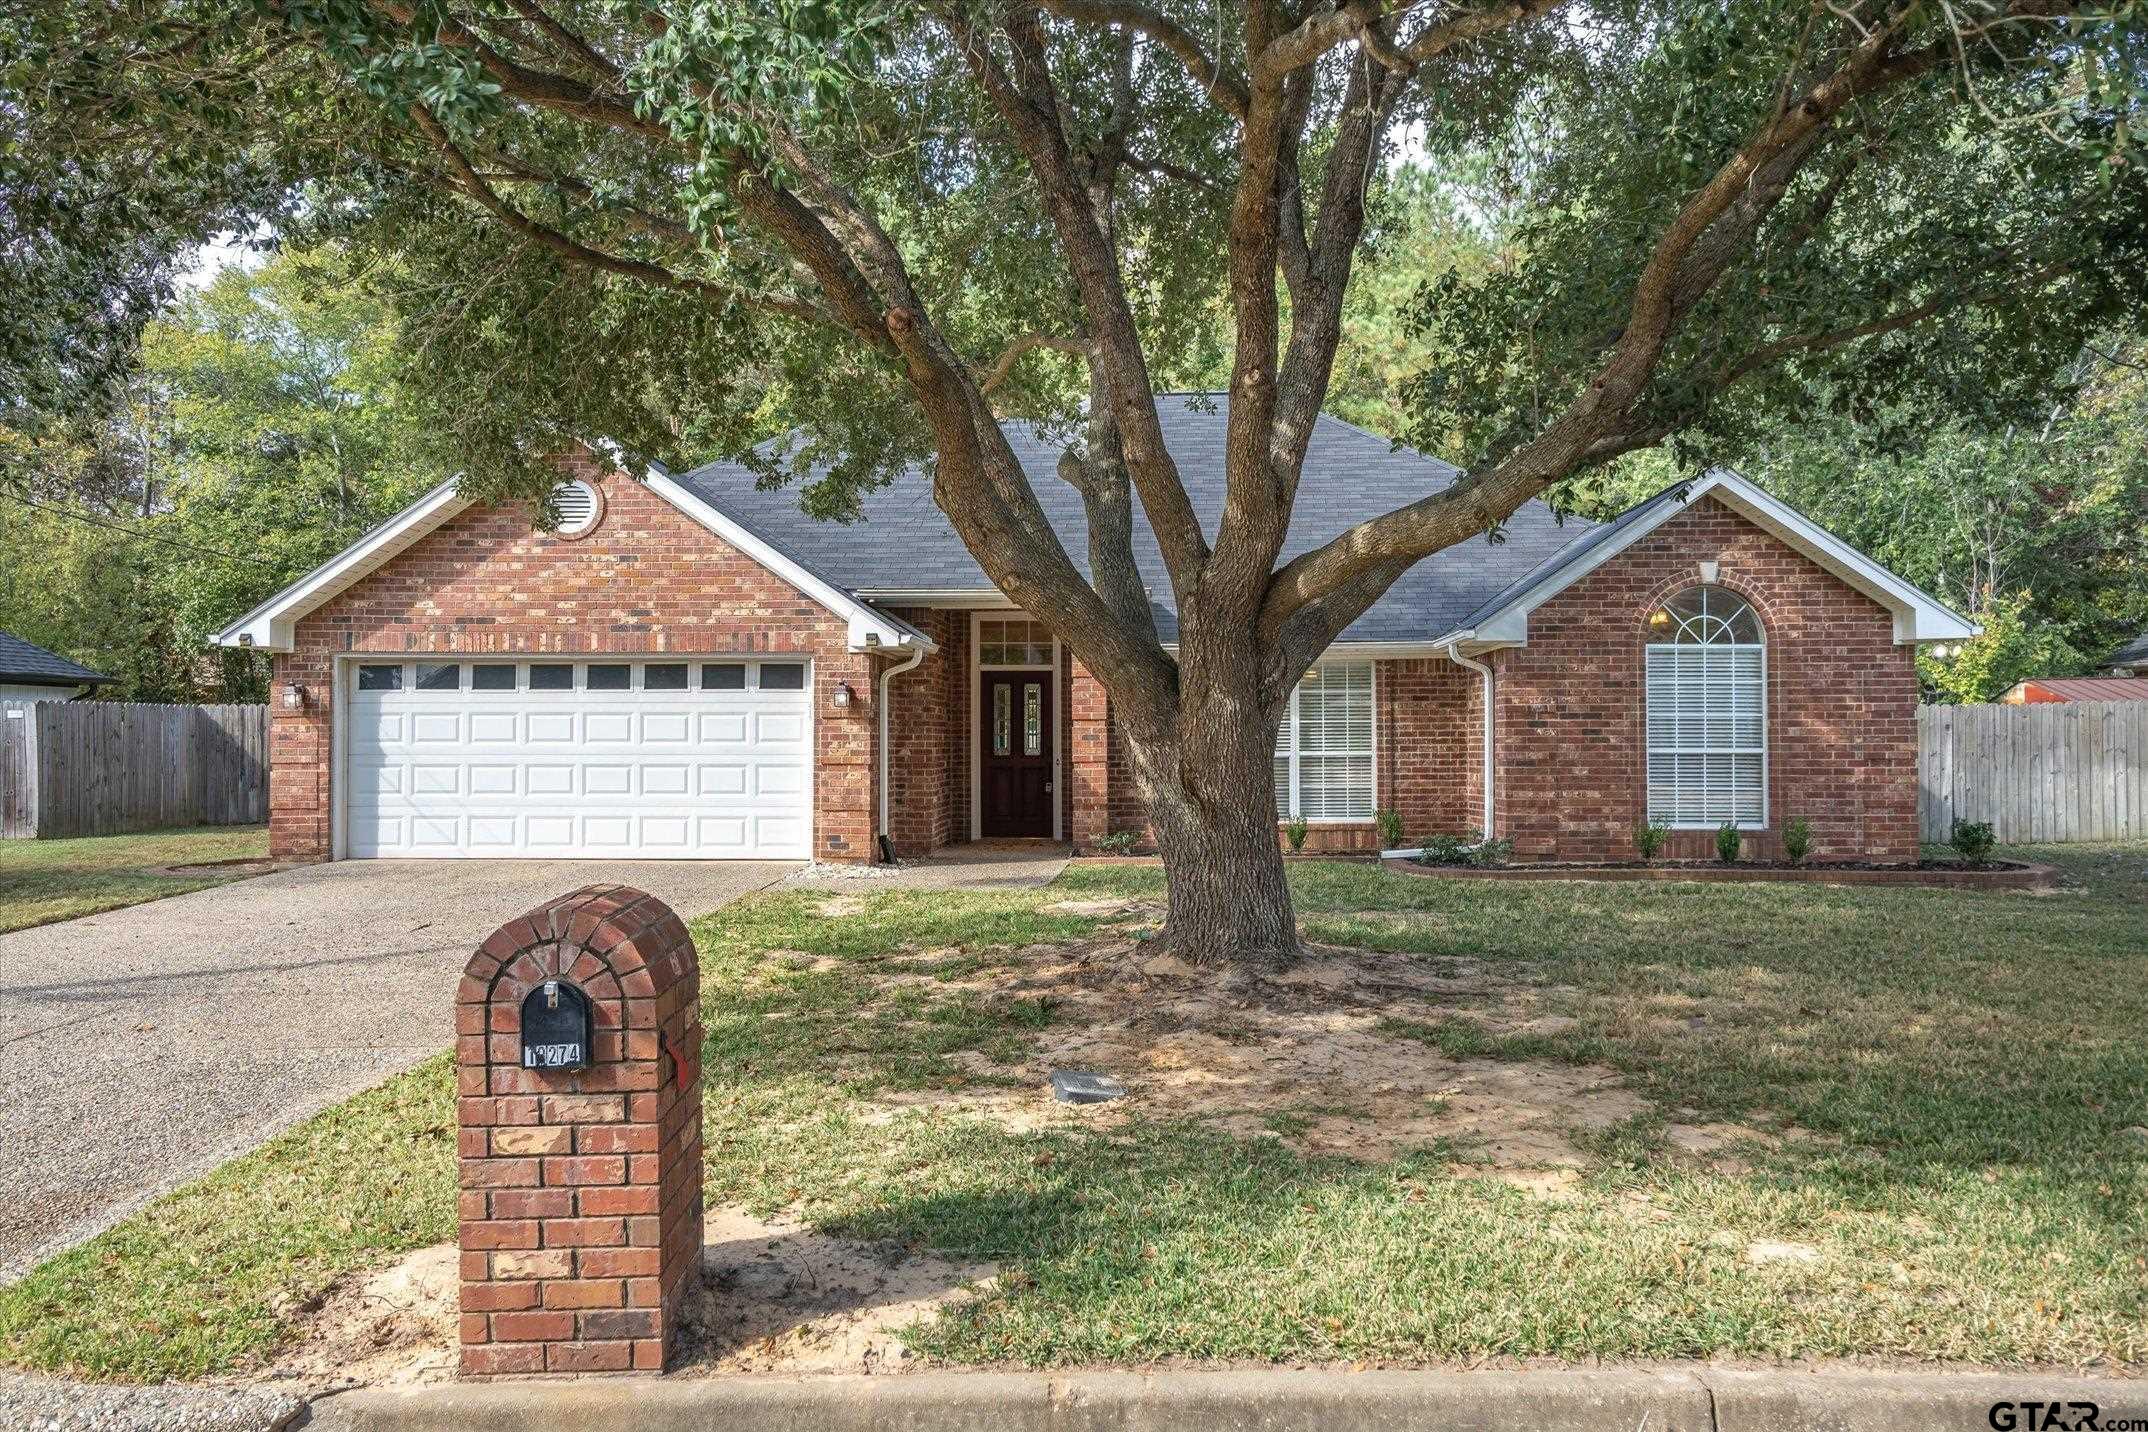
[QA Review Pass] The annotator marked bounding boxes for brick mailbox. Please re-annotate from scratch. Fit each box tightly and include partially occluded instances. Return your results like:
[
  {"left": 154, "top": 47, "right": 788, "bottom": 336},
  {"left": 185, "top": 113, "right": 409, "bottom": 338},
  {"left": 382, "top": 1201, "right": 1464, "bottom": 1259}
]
[{"left": 456, "top": 884, "right": 703, "bottom": 1376}]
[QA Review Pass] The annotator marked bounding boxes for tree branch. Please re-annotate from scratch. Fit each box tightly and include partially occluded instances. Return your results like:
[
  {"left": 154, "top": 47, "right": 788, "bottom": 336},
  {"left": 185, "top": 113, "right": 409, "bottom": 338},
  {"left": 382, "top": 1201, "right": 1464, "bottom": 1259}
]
[
  {"left": 1033, "top": 0, "right": 1250, "bottom": 121},
  {"left": 979, "top": 331, "right": 1091, "bottom": 396}
]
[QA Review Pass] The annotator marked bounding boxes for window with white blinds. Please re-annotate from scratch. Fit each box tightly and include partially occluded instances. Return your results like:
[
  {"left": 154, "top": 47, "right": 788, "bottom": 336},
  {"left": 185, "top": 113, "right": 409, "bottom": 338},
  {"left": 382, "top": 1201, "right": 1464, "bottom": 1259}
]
[
  {"left": 1645, "top": 586, "right": 1766, "bottom": 828},
  {"left": 1274, "top": 662, "right": 1375, "bottom": 821}
]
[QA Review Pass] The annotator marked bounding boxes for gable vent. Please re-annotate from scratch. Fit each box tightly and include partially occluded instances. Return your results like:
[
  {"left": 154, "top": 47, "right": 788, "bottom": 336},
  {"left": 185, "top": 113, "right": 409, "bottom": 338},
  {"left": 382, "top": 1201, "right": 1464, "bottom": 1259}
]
[{"left": 551, "top": 480, "right": 599, "bottom": 535}]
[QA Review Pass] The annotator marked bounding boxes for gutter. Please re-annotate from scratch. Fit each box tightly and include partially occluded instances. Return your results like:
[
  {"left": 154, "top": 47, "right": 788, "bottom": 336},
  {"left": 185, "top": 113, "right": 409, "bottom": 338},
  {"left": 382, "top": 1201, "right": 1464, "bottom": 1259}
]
[
  {"left": 1445, "top": 640, "right": 1496, "bottom": 836},
  {"left": 877, "top": 640, "right": 928, "bottom": 862}
]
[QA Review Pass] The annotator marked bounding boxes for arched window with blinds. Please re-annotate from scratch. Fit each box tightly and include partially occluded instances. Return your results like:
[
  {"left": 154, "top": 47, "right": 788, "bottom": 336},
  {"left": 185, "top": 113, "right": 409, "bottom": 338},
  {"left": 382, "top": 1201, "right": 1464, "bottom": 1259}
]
[{"left": 1644, "top": 585, "right": 1766, "bottom": 828}]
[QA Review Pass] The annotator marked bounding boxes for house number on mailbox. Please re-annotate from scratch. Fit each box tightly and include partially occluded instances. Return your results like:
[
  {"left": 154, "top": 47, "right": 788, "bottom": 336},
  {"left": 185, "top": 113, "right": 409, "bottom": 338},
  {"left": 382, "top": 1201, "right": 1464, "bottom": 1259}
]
[{"left": 520, "top": 979, "right": 593, "bottom": 1071}]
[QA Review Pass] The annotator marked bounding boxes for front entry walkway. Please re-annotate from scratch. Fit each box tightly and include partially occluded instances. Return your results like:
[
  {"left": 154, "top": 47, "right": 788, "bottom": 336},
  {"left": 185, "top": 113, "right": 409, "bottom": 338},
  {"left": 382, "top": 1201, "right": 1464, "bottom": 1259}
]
[{"left": 0, "top": 858, "right": 796, "bottom": 1279}]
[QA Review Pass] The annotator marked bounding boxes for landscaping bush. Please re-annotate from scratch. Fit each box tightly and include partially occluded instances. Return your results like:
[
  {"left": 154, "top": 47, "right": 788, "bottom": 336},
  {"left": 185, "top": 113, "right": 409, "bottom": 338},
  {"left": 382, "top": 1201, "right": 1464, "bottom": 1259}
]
[
  {"left": 1375, "top": 807, "right": 1405, "bottom": 848},
  {"left": 1782, "top": 816, "right": 1813, "bottom": 865},
  {"left": 1090, "top": 831, "right": 1139, "bottom": 856},
  {"left": 1283, "top": 818, "right": 1309, "bottom": 853},
  {"left": 1422, "top": 830, "right": 1512, "bottom": 867},
  {"left": 1634, "top": 822, "right": 1670, "bottom": 862},
  {"left": 1715, "top": 821, "right": 1742, "bottom": 863},
  {"left": 1950, "top": 819, "right": 1997, "bottom": 866},
  {"left": 1419, "top": 832, "right": 1472, "bottom": 865}
]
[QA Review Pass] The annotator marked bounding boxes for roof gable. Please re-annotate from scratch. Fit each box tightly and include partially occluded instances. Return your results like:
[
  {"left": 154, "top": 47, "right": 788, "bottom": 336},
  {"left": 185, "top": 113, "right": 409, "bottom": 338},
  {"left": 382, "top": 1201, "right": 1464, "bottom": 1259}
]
[
  {"left": 212, "top": 458, "right": 929, "bottom": 653},
  {"left": 1446, "top": 469, "right": 1979, "bottom": 647}
]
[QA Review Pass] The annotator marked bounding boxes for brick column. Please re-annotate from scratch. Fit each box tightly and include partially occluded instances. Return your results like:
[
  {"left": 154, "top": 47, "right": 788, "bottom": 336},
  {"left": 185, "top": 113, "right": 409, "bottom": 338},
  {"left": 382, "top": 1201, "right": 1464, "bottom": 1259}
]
[
  {"left": 456, "top": 885, "right": 703, "bottom": 1377},
  {"left": 1069, "top": 659, "right": 1110, "bottom": 848}
]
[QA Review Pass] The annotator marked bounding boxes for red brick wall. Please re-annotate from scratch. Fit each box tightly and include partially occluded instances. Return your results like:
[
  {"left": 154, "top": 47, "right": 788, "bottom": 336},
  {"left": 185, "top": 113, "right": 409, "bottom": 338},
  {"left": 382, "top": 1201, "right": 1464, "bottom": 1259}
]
[
  {"left": 1491, "top": 494, "right": 1919, "bottom": 862},
  {"left": 1377, "top": 657, "right": 1481, "bottom": 844},
  {"left": 884, "top": 608, "right": 959, "bottom": 857},
  {"left": 270, "top": 454, "right": 877, "bottom": 863}
]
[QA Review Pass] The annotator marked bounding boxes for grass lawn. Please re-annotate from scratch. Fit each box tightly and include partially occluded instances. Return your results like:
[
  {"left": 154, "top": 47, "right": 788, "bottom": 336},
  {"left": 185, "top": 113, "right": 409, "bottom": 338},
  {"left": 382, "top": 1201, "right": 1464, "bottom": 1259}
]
[
  {"left": 0, "top": 825, "right": 271, "bottom": 934},
  {"left": 2, "top": 842, "right": 2142, "bottom": 1380}
]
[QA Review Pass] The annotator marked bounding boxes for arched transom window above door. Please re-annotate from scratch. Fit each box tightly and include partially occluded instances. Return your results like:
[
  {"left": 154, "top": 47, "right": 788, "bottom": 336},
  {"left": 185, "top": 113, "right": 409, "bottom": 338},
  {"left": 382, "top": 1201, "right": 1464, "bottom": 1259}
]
[{"left": 1645, "top": 585, "right": 1766, "bottom": 829}]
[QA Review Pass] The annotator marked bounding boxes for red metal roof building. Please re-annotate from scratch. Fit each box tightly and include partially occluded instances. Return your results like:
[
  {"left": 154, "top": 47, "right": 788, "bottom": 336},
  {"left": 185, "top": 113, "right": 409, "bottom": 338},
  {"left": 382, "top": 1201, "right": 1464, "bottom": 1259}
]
[{"left": 2000, "top": 676, "right": 2148, "bottom": 704}]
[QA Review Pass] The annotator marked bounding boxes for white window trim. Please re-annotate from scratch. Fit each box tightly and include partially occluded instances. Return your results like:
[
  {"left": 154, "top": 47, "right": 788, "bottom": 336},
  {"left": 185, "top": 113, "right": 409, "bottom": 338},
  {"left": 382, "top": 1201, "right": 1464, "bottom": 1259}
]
[
  {"left": 1644, "top": 640, "right": 1769, "bottom": 831},
  {"left": 967, "top": 611, "right": 1062, "bottom": 841},
  {"left": 1274, "top": 661, "right": 1379, "bottom": 824}
]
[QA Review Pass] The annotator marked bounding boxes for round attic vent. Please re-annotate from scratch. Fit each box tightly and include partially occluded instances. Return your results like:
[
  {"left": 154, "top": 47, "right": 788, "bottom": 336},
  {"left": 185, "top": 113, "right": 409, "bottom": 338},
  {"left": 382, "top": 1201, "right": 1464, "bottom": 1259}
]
[{"left": 550, "top": 479, "right": 601, "bottom": 537}]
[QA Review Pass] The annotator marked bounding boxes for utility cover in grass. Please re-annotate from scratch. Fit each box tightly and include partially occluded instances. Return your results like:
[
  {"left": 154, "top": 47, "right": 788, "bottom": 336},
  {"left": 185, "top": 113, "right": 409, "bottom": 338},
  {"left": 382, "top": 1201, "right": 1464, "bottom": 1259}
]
[{"left": 1050, "top": 1070, "right": 1126, "bottom": 1104}]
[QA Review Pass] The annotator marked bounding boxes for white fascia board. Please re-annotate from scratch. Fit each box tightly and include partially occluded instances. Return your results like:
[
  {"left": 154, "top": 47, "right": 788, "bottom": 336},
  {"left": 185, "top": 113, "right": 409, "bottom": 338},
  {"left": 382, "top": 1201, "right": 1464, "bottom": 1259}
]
[
  {"left": 639, "top": 468, "right": 934, "bottom": 654},
  {"left": 853, "top": 588, "right": 1018, "bottom": 610},
  {"left": 1465, "top": 470, "right": 1979, "bottom": 646},
  {"left": 1157, "top": 638, "right": 1478, "bottom": 660},
  {"left": 211, "top": 478, "right": 471, "bottom": 651}
]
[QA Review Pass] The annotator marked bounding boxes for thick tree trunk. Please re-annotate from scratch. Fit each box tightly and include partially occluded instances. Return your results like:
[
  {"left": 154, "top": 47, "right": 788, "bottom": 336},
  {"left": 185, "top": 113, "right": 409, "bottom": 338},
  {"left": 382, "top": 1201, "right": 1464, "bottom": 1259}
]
[{"left": 1119, "top": 662, "right": 1300, "bottom": 970}]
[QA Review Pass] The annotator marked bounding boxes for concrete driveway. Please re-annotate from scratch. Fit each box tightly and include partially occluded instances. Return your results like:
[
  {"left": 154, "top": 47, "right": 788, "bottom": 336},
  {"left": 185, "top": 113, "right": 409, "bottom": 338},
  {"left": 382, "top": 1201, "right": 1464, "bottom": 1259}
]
[{"left": 0, "top": 858, "right": 794, "bottom": 1280}]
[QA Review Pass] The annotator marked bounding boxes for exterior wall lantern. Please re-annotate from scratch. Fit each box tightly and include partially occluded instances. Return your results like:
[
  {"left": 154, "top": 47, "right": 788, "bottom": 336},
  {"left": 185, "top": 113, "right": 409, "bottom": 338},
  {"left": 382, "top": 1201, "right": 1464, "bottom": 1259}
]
[
  {"left": 282, "top": 682, "right": 307, "bottom": 711},
  {"left": 831, "top": 680, "right": 856, "bottom": 710}
]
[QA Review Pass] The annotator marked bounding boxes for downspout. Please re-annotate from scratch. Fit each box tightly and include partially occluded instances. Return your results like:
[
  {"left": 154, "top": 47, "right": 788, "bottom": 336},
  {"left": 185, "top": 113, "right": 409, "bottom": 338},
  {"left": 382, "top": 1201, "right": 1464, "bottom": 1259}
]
[
  {"left": 1445, "top": 641, "right": 1497, "bottom": 838},
  {"left": 877, "top": 641, "right": 927, "bottom": 863}
]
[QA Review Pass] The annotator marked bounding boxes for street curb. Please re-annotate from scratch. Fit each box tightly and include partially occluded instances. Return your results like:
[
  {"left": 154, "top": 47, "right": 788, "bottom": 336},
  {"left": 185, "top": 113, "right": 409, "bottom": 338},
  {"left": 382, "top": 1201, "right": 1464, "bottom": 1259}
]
[{"left": 302, "top": 1367, "right": 2148, "bottom": 1431}]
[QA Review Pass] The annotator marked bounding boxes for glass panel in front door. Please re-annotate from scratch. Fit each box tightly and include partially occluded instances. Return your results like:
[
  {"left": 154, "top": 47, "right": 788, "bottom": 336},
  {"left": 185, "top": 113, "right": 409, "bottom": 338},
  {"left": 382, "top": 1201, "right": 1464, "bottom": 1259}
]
[
  {"left": 993, "top": 684, "right": 1012, "bottom": 756},
  {"left": 1023, "top": 683, "right": 1042, "bottom": 755}
]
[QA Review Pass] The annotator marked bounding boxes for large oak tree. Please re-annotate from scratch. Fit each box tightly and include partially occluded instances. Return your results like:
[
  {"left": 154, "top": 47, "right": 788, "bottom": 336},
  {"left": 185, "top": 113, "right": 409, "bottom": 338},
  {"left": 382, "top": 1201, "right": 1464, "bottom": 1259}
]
[{"left": 8, "top": 0, "right": 2145, "bottom": 963}]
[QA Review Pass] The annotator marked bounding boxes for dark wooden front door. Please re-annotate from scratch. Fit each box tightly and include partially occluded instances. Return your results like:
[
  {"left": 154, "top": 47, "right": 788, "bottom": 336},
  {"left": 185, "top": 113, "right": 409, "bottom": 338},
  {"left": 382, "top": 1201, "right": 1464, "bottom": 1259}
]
[{"left": 980, "top": 670, "right": 1054, "bottom": 837}]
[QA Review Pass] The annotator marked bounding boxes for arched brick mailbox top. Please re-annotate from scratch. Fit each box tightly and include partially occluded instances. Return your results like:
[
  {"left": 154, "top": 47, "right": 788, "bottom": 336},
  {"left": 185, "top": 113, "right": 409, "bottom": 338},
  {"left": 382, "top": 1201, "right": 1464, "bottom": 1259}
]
[{"left": 455, "top": 884, "right": 703, "bottom": 1379}]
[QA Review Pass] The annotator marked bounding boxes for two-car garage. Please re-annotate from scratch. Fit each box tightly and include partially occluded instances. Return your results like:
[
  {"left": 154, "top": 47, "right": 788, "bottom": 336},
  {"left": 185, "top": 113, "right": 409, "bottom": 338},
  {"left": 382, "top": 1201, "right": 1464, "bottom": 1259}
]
[{"left": 344, "top": 657, "right": 813, "bottom": 859}]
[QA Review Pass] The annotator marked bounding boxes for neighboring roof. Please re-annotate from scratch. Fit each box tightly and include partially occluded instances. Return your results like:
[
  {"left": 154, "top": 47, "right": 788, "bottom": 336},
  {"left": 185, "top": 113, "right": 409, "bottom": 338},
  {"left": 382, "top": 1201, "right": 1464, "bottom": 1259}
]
[
  {"left": 0, "top": 630, "right": 109, "bottom": 688},
  {"left": 673, "top": 394, "right": 1588, "bottom": 647},
  {"left": 1444, "top": 468, "right": 1980, "bottom": 647},
  {"left": 2101, "top": 631, "right": 2148, "bottom": 669},
  {"left": 2008, "top": 677, "right": 2148, "bottom": 703},
  {"left": 211, "top": 467, "right": 929, "bottom": 654}
]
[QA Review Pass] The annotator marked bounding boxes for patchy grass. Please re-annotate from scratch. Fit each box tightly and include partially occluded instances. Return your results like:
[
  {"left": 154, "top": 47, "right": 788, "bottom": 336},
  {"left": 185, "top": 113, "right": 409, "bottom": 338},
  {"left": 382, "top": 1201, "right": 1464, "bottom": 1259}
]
[
  {"left": 0, "top": 825, "right": 270, "bottom": 933},
  {"left": 3, "top": 844, "right": 2143, "bottom": 1380},
  {"left": 0, "top": 1060, "right": 453, "bottom": 1380}
]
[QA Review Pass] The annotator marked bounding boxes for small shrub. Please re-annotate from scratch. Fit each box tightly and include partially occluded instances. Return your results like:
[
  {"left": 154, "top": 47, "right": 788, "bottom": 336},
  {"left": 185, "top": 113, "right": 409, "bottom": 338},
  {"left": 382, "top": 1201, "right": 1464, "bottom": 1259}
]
[
  {"left": 1420, "top": 830, "right": 1514, "bottom": 867},
  {"left": 1950, "top": 819, "right": 1997, "bottom": 866},
  {"left": 1782, "top": 816, "right": 1813, "bottom": 865},
  {"left": 1715, "top": 821, "right": 1742, "bottom": 863},
  {"left": 1375, "top": 807, "right": 1405, "bottom": 848},
  {"left": 1283, "top": 817, "right": 1309, "bottom": 853},
  {"left": 1090, "top": 830, "right": 1139, "bottom": 856},
  {"left": 1419, "top": 832, "right": 1473, "bottom": 865},
  {"left": 1468, "top": 832, "right": 1515, "bottom": 867},
  {"left": 1634, "top": 822, "right": 1670, "bottom": 862}
]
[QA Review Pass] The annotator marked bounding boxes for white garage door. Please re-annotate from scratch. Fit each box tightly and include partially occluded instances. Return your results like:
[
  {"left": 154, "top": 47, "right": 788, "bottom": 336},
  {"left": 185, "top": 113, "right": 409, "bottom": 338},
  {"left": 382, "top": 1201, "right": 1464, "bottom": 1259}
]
[{"left": 346, "top": 657, "right": 812, "bottom": 859}]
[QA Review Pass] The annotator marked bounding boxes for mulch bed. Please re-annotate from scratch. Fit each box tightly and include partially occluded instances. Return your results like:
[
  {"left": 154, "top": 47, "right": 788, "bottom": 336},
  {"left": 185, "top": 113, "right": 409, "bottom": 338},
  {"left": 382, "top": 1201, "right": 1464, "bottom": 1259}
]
[{"left": 1384, "top": 856, "right": 2060, "bottom": 890}]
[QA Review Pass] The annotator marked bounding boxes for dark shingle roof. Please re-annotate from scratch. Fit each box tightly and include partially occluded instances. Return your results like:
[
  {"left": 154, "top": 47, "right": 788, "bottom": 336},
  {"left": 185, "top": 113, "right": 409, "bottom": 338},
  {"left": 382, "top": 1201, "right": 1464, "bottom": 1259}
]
[
  {"left": 2103, "top": 631, "right": 2148, "bottom": 669},
  {"left": 0, "top": 630, "right": 109, "bottom": 687},
  {"left": 670, "top": 394, "right": 1594, "bottom": 644}
]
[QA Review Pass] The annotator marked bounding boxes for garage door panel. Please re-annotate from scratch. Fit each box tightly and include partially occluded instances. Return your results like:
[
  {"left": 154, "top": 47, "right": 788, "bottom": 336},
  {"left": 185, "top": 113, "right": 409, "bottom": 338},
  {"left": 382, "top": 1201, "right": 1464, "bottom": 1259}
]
[
  {"left": 411, "top": 712, "right": 463, "bottom": 744},
  {"left": 643, "top": 712, "right": 692, "bottom": 743},
  {"left": 526, "top": 765, "right": 576, "bottom": 796},
  {"left": 348, "top": 661, "right": 811, "bottom": 859},
  {"left": 470, "top": 712, "right": 520, "bottom": 744},
  {"left": 643, "top": 764, "right": 690, "bottom": 796},
  {"left": 586, "top": 712, "right": 635, "bottom": 743},
  {"left": 585, "top": 764, "right": 634, "bottom": 796}
]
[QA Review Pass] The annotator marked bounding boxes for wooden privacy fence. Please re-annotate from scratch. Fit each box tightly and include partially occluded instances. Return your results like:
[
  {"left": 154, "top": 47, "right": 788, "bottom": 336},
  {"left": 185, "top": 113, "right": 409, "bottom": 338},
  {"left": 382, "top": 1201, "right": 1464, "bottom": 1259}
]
[
  {"left": 0, "top": 702, "right": 267, "bottom": 839},
  {"left": 1919, "top": 700, "right": 2148, "bottom": 843}
]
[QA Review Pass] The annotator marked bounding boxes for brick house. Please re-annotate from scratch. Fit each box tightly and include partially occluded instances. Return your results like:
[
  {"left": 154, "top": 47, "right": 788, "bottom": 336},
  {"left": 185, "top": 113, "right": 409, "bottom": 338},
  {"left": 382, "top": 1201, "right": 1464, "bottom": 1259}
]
[{"left": 215, "top": 395, "right": 1974, "bottom": 867}]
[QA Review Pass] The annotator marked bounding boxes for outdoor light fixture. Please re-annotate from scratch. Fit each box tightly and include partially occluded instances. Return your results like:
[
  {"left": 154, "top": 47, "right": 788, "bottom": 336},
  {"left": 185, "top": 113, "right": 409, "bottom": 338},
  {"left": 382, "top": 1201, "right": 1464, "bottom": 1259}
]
[
  {"left": 282, "top": 683, "right": 306, "bottom": 710},
  {"left": 1648, "top": 609, "right": 1672, "bottom": 629},
  {"left": 832, "top": 680, "right": 855, "bottom": 710}
]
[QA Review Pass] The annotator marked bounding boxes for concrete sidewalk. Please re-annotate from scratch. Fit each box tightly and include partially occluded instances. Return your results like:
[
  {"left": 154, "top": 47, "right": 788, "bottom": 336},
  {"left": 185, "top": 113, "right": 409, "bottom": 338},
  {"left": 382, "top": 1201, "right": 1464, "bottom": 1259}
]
[
  {"left": 305, "top": 1367, "right": 2148, "bottom": 1432},
  {"left": 0, "top": 858, "right": 794, "bottom": 1280}
]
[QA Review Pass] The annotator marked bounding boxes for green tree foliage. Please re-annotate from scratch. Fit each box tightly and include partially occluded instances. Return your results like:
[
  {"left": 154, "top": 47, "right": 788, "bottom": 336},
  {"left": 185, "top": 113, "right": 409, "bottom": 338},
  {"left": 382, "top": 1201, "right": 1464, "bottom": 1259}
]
[{"left": 0, "top": 250, "right": 450, "bottom": 700}]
